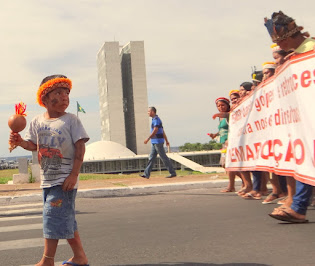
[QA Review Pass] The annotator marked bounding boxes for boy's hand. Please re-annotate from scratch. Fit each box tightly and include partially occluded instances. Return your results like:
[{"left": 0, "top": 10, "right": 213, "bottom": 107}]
[
  {"left": 9, "top": 131, "right": 23, "bottom": 146},
  {"left": 62, "top": 173, "right": 77, "bottom": 191}
]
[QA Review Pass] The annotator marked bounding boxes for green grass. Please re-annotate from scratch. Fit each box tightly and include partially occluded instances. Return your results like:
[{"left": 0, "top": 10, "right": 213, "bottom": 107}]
[
  {"left": 79, "top": 170, "right": 219, "bottom": 180},
  {"left": 0, "top": 169, "right": 225, "bottom": 184},
  {"left": 0, "top": 169, "right": 18, "bottom": 184}
]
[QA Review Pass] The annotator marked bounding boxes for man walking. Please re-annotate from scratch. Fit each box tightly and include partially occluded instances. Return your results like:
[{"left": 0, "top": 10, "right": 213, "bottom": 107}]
[{"left": 140, "top": 107, "right": 176, "bottom": 179}]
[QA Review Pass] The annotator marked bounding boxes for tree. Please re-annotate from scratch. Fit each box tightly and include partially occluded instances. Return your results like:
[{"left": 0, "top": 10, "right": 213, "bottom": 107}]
[{"left": 179, "top": 140, "right": 222, "bottom": 152}]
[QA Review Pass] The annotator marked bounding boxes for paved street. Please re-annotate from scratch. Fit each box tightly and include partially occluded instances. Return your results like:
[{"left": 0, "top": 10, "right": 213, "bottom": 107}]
[{"left": 1, "top": 187, "right": 315, "bottom": 266}]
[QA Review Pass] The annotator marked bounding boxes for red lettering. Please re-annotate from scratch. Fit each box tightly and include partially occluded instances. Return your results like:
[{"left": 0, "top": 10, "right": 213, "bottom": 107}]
[
  {"left": 273, "top": 139, "right": 283, "bottom": 161},
  {"left": 261, "top": 140, "right": 273, "bottom": 160},
  {"left": 255, "top": 99, "right": 261, "bottom": 112},
  {"left": 285, "top": 142, "right": 294, "bottom": 162},
  {"left": 294, "top": 139, "right": 305, "bottom": 165},
  {"left": 246, "top": 145, "right": 254, "bottom": 160},
  {"left": 254, "top": 143, "right": 261, "bottom": 159},
  {"left": 235, "top": 146, "right": 246, "bottom": 161},
  {"left": 292, "top": 74, "right": 298, "bottom": 90},
  {"left": 301, "top": 70, "right": 311, "bottom": 87},
  {"left": 230, "top": 149, "right": 237, "bottom": 162}
]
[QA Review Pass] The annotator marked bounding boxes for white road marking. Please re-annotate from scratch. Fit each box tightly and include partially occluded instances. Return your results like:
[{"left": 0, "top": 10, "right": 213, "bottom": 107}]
[
  {"left": 0, "top": 215, "right": 42, "bottom": 222},
  {"left": 0, "top": 207, "right": 42, "bottom": 216},
  {"left": 0, "top": 203, "right": 43, "bottom": 210},
  {"left": 0, "top": 223, "right": 42, "bottom": 233},
  {"left": 21, "top": 261, "right": 63, "bottom": 266},
  {"left": 0, "top": 238, "right": 66, "bottom": 251}
]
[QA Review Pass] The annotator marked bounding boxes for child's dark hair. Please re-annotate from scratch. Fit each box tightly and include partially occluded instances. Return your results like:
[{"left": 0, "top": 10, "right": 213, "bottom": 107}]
[{"left": 40, "top": 74, "right": 67, "bottom": 86}]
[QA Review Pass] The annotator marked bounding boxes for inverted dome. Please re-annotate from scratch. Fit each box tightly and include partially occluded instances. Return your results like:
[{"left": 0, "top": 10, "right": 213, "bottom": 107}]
[{"left": 84, "top": 141, "right": 136, "bottom": 161}]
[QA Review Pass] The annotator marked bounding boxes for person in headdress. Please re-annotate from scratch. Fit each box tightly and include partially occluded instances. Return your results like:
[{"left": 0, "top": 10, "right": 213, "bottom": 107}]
[
  {"left": 262, "top": 61, "right": 276, "bottom": 81},
  {"left": 9, "top": 74, "right": 90, "bottom": 266},
  {"left": 229, "top": 90, "right": 241, "bottom": 107},
  {"left": 251, "top": 70, "right": 263, "bottom": 90},
  {"left": 270, "top": 44, "right": 291, "bottom": 71},
  {"left": 264, "top": 11, "right": 315, "bottom": 54},
  {"left": 265, "top": 11, "right": 315, "bottom": 223}
]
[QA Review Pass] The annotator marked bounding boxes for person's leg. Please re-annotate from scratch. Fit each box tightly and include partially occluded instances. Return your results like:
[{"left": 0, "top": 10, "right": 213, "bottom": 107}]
[
  {"left": 278, "top": 175, "right": 288, "bottom": 194},
  {"left": 283, "top": 176, "right": 296, "bottom": 206},
  {"left": 63, "top": 189, "right": 88, "bottom": 265},
  {"left": 260, "top": 172, "right": 269, "bottom": 195},
  {"left": 63, "top": 231, "right": 88, "bottom": 265},
  {"left": 144, "top": 144, "right": 158, "bottom": 177},
  {"left": 270, "top": 173, "right": 282, "bottom": 195},
  {"left": 221, "top": 171, "right": 236, "bottom": 192},
  {"left": 240, "top": 171, "right": 252, "bottom": 191},
  {"left": 243, "top": 171, "right": 261, "bottom": 199},
  {"left": 36, "top": 187, "right": 59, "bottom": 266},
  {"left": 155, "top": 143, "right": 176, "bottom": 176},
  {"left": 269, "top": 180, "right": 311, "bottom": 222},
  {"left": 35, "top": 239, "right": 58, "bottom": 266},
  {"left": 262, "top": 173, "right": 287, "bottom": 203},
  {"left": 290, "top": 180, "right": 312, "bottom": 215},
  {"left": 252, "top": 171, "right": 262, "bottom": 192}
]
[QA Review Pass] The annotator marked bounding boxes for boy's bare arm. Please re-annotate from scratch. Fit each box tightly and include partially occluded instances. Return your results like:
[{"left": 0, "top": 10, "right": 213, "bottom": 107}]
[
  {"left": 62, "top": 139, "right": 86, "bottom": 191},
  {"left": 9, "top": 132, "right": 37, "bottom": 151}
]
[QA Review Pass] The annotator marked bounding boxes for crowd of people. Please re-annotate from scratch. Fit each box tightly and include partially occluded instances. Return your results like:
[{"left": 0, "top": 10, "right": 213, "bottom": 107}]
[{"left": 209, "top": 11, "right": 315, "bottom": 223}]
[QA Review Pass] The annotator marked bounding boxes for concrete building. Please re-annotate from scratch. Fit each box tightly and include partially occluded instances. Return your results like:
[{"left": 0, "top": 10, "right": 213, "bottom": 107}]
[
  {"left": 97, "top": 42, "right": 126, "bottom": 146},
  {"left": 97, "top": 41, "right": 150, "bottom": 155}
]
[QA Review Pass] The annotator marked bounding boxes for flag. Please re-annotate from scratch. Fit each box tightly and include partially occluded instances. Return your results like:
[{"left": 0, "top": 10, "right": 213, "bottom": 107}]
[{"left": 77, "top": 101, "right": 86, "bottom": 113}]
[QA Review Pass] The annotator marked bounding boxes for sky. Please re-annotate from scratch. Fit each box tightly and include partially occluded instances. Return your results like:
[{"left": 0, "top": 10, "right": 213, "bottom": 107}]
[{"left": 1, "top": 0, "right": 314, "bottom": 158}]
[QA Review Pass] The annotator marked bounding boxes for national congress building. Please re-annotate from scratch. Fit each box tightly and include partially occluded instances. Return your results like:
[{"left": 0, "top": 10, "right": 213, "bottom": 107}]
[{"left": 97, "top": 41, "right": 150, "bottom": 155}]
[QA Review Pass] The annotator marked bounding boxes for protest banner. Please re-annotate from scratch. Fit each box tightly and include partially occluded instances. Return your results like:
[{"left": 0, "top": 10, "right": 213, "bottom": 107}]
[{"left": 225, "top": 51, "right": 315, "bottom": 186}]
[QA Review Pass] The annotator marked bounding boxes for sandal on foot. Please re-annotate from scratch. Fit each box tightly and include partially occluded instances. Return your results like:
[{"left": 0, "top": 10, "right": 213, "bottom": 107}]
[
  {"left": 236, "top": 188, "right": 246, "bottom": 194},
  {"left": 269, "top": 210, "right": 308, "bottom": 223},
  {"left": 242, "top": 192, "right": 262, "bottom": 200},
  {"left": 277, "top": 196, "right": 288, "bottom": 205},
  {"left": 262, "top": 193, "right": 286, "bottom": 204},
  {"left": 62, "top": 261, "right": 90, "bottom": 266},
  {"left": 220, "top": 188, "right": 235, "bottom": 193}
]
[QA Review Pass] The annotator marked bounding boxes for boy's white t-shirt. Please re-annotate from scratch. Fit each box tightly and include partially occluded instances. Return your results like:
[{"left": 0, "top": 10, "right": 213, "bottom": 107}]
[{"left": 24, "top": 113, "right": 89, "bottom": 188}]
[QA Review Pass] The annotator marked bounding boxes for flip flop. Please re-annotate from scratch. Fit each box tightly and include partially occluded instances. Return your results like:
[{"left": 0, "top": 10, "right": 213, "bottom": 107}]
[
  {"left": 277, "top": 196, "right": 288, "bottom": 205},
  {"left": 268, "top": 210, "right": 309, "bottom": 223},
  {"left": 62, "top": 261, "right": 90, "bottom": 266},
  {"left": 262, "top": 193, "right": 286, "bottom": 204},
  {"left": 235, "top": 188, "right": 246, "bottom": 194},
  {"left": 242, "top": 192, "right": 262, "bottom": 200},
  {"left": 220, "top": 188, "right": 235, "bottom": 193}
]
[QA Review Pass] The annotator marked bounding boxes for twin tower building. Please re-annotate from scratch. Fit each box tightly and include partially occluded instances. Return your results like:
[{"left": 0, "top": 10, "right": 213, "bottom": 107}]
[{"left": 97, "top": 41, "right": 150, "bottom": 155}]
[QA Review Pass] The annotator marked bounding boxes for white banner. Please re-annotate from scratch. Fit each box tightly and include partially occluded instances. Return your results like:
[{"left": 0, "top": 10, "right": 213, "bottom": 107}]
[{"left": 225, "top": 51, "right": 315, "bottom": 186}]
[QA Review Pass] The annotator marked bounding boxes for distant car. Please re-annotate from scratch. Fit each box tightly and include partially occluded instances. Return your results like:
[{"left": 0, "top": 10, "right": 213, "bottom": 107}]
[{"left": 8, "top": 161, "right": 18, "bottom": 169}]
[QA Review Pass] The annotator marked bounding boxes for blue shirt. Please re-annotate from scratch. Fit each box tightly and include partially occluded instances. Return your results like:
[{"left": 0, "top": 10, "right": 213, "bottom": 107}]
[{"left": 151, "top": 115, "right": 164, "bottom": 144}]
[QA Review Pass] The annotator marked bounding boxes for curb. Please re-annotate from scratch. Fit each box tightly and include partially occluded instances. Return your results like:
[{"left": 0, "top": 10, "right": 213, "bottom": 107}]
[{"left": 0, "top": 179, "right": 241, "bottom": 205}]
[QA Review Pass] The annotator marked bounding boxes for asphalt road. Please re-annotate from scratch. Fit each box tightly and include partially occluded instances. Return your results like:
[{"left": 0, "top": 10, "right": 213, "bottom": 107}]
[{"left": 1, "top": 187, "right": 315, "bottom": 266}]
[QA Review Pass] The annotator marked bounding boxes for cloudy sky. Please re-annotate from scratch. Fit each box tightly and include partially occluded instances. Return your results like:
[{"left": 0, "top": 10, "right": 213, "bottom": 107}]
[{"left": 1, "top": 0, "right": 314, "bottom": 158}]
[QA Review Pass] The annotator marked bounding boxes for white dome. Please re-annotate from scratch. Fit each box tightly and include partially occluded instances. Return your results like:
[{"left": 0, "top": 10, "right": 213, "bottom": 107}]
[{"left": 84, "top": 141, "right": 136, "bottom": 161}]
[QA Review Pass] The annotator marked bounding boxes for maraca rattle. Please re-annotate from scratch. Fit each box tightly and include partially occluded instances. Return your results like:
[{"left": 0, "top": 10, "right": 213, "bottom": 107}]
[{"left": 8, "top": 102, "right": 27, "bottom": 152}]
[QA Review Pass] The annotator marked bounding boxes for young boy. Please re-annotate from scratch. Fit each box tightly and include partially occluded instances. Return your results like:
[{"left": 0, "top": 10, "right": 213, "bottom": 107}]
[{"left": 10, "top": 74, "right": 89, "bottom": 266}]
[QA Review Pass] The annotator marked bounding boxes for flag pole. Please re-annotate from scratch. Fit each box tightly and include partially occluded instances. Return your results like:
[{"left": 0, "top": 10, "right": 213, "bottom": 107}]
[{"left": 76, "top": 101, "right": 78, "bottom": 117}]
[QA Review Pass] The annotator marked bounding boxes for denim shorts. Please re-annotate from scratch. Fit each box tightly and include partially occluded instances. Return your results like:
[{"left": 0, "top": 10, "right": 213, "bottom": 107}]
[{"left": 43, "top": 185, "right": 77, "bottom": 239}]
